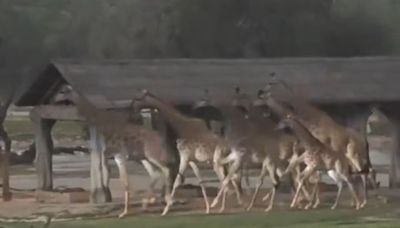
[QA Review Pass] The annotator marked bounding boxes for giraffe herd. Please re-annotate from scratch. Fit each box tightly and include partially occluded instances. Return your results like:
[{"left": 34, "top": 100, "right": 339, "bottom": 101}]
[{"left": 61, "top": 73, "right": 383, "bottom": 218}]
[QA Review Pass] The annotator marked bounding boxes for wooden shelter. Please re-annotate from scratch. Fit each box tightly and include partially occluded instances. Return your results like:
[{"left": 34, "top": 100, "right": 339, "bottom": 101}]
[{"left": 15, "top": 57, "right": 400, "bottom": 203}]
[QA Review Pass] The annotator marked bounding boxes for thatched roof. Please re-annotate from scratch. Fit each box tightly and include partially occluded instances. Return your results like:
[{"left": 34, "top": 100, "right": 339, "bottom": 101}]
[{"left": 15, "top": 57, "right": 400, "bottom": 107}]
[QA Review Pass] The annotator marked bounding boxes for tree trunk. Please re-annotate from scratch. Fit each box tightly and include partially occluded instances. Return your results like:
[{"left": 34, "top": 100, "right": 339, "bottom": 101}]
[
  {"left": 89, "top": 126, "right": 112, "bottom": 203},
  {"left": 0, "top": 126, "right": 12, "bottom": 201},
  {"left": 31, "top": 109, "right": 56, "bottom": 191}
]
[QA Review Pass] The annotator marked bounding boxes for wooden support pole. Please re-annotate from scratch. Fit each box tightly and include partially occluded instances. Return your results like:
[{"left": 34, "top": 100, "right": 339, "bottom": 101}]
[
  {"left": 388, "top": 117, "right": 400, "bottom": 188},
  {"left": 30, "top": 110, "right": 55, "bottom": 191},
  {"left": 0, "top": 126, "right": 12, "bottom": 201},
  {"left": 386, "top": 115, "right": 400, "bottom": 188},
  {"left": 89, "top": 126, "right": 112, "bottom": 203}
]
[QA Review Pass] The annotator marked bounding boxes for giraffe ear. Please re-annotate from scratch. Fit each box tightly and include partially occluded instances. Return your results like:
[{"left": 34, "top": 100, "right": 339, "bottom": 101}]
[
  {"left": 257, "top": 89, "right": 265, "bottom": 98},
  {"left": 235, "top": 87, "right": 241, "bottom": 95}
]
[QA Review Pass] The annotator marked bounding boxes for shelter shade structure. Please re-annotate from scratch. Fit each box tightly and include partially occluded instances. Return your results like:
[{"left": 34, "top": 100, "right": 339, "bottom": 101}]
[
  {"left": 14, "top": 57, "right": 400, "bottom": 203},
  {"left": 29, "top": 103, "right": 113, "bottom": 202}
]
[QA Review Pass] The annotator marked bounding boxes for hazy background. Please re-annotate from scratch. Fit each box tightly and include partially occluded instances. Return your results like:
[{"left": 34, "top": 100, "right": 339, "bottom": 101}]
[{"left": 1, "top": 0, "right": 400, "bottom": 98}]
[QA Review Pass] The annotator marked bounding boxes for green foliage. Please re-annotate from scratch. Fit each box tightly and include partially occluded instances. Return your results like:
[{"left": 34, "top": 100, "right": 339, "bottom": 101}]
[
  {"left": 4, "top": 117, "right": 83, "bottom": 140},
  {"left": 0, "top": 0, "right": 399, "bottom": 82}
]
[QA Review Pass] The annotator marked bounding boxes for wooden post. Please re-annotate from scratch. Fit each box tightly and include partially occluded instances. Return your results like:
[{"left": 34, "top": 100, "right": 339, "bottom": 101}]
[
  {"left": 89, "top": 126, "right": 111, "bottom": 203},
  {"left": 30, "top": 110, "right": 55, "bottom": 191},
  {"left": 0, "top": 127, "right": 12, "bottom": 201},
  {"left": 385, "top": 115, "right": 400, "bottom": 188},
  {"left": 388, "top": 117, "right": 400, "bottom": 188}
]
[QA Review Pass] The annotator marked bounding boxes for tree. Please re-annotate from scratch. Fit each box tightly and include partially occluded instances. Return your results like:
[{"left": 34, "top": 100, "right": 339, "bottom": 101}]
[{"left": 0, "top": 90, "right": 14, "bottom": 201}]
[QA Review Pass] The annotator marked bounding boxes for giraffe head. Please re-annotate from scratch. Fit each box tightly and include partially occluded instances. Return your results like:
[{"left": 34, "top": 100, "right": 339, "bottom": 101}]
[
  {"left": 275, "top": 118, "right": 291, "bottom": 132},
  {"left": 53, "top": 84, "right": 79, "bottom": 104},
  {"left": 136, "top": 89, "right": 150, "bottom": 99},
  {"left": 252, "top": 89, "right": 267, "bottom": 106},
  {"left": 231, "top": 87, "right": 251, "bottom": 114},
  {"left": 193, "top": 89, "right": 211, "bottom": 109},
  {"left": 286, "top": 113, "right": 294, "bottom": 119},
  {"left": 130, "top": 89, "right": 157, "bottom": 113},
  {"left": 275, "top": 113, "right": 297, "bottom": 133},
  {"left": 261, "top": 72, "right": 293, "bottom": 100}
]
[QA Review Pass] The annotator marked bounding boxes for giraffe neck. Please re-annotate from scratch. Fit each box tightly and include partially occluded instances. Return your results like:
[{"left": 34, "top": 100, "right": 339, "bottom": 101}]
[
  {"left": 73, "top": 95, "right": 141, "bottom": 136},
  {"left": 223, "top": 106, "right": 251, "bottom": 140},
  {"left": 266, "top": 96, "right": 324, "bottom": 136},
  {"left": 247, "top": 106, "right": 277, "bottom": 134},
  {"left": 265, "top": 96, "right": 292, "bottom": 118},
  {"left": 144, "top": 95, "right": 202, "bottom": 136},
  {"left": 286, "top": 118, "right": 322, "bottom": 151},
  {"left": 74, "top": 96, "right": 106, "bottom": 126}
]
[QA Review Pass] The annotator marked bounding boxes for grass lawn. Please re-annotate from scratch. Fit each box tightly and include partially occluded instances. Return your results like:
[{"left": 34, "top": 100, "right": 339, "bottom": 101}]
[
  {"left": 2, "top": 206, "right": 399, "bottom": 228},
  {"left": 5, "top": 117, "right": 84, "bottom": 141}
]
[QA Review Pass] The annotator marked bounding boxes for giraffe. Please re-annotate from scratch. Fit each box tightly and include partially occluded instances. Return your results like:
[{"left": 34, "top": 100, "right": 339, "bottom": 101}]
[
  {"left": 252, "top": 91, "right": 321, "bottom": 209},
  {"left": 203, "top": 87, "right": 312, "bottom": 209},
  {"left": 131, "top": 90, "right": 241, "bottom": 215},
  {"left": 276, "top": 114, "right": 361, "bottom": 210},
  {"left": 58, "top": 85, "right": 177, "bottom": 218},
  {"left": 210, "top": 97, "right": 313, "bottom": 212},
  {"left": 260, "top": 75, "right": 379, "bottom": 208},
  {"left": 193, "top": 87, "right": 252, "bottom": 195}
]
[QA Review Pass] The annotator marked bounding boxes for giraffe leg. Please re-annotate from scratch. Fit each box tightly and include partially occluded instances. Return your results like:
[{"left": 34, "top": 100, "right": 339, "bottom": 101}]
[
  {"left": 213, "top": 164, "right": 227, "bottom": 212},
  {"left": 282, "top": 153, "right": 304, "bottom": 176},
  {"left": 115, "top": 154, "right": 130, "bottom": 219},
  {"left": 303, "top": 171, "right": 321, "bottom": 210},
  {"left": 283, "top": 155, "right": 311, "bottom": 208},
  {"left": 141, "top": 160, "right": 160, "bottom": 209},
  {"left": 161, "top": 154, "right": 189, "bottom": 216},
  {"left": 212, "top": 151, "right": 230, "bottom": 212},
  {"left": 294, "top": 171, "right": 313, "bottom": 208},
  {"left": 313, "top": 184, "right": 320, "bottom": 209},
  {"left": 262, "top": 192, "right": 271, "bottom": 202},
  {"left": 265, "top": 162, "right": 280, "bottom": 212},
  {"left": 246, "top": 161, "right": 268, "bottom": 211},
  {"left": 263, "top": 155, "right": 298, "bottom": 202},
  {"left": 327, "top": 170, "right": 343, "bottom": 210},
  {"left": 188, "top": 161, "right": 210, "bottom": 214},
  {"left": 349, "top": 174, "right": 360, "bottom": 207},
  {"left": 357, "top": 168, "right": 381, "bottom": 208},
  {"left": 304, "top": 183, "right": 317, "bottom": 210},
  {"left": 211, "top": 154, "right": 242, "bottom": 208},
  {"left": 360, "top": 173, "right": 368, "bottom": 208},
  {"left": 290, "top": 165, "right": 316, "bottom": 208},
  {"left": 218, "top": 187, "right": 228, "bottom": 213},
  {"left": 335, "top": 161, "right": 361, "bottom": 210},
  {"left": 217, "top": 171, "right": 243, "bottom": 213},
  {"left": 340, "top": 172, "right": 361, "bottom": 210},
  {"left": 147, "top": 158, "right": 173, "bottom": 207},
  {"left": 155, "top": 162, "right": 173, "bottom": 209},
  {"left": 231, "top": 175, "right": 243, "bottom": 206},
  {"left": 312, "top": 172, "right": 321, "bottom": 209},
  {"left": 243, "top": 162, "right": 251, "bottom": 195},
  {"left": 283, "top": 154, "right": 307, "bottom": 197}
]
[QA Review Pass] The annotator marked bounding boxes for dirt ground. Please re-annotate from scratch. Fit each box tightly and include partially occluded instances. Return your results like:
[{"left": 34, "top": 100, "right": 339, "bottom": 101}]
[
  {"left": 0, "top": 115, "right": 396, "bottom": 224},
  {"left": 0, "top": 186, "right": 396, "bottom": 223}
]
